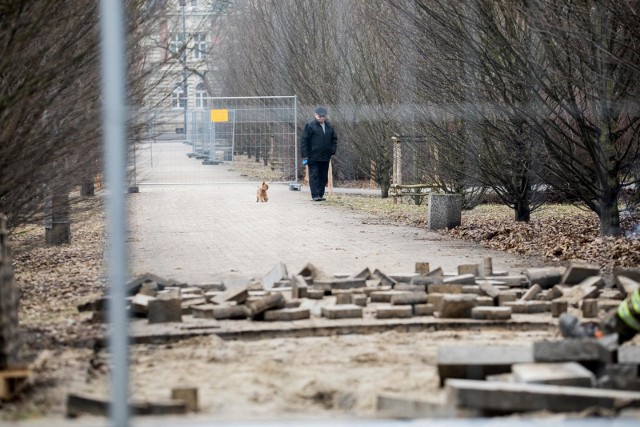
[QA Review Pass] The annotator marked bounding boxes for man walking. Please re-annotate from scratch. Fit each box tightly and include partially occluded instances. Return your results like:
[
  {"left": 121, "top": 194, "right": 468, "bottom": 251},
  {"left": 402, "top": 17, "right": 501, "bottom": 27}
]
[{"left": 301, "top": 106, "right": 337, "bottom": 201}]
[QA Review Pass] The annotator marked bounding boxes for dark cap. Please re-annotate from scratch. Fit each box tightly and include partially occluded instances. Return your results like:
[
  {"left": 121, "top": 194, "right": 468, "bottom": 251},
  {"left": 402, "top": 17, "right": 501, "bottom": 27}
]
[{"left": 315, "top": 106, "right": 328, "bottom": 116}]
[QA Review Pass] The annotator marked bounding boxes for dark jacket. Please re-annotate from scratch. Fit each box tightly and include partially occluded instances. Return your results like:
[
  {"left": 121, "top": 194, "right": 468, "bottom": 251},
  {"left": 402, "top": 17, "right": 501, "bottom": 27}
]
[{"left": 301, "top": 118, "right": 337, "bottom": 162}]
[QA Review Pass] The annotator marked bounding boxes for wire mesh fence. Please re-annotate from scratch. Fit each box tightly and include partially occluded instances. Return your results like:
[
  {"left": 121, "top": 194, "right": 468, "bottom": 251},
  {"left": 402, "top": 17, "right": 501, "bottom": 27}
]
[{"left": 135, "top": 96, "right": 298, "bottom": 185}]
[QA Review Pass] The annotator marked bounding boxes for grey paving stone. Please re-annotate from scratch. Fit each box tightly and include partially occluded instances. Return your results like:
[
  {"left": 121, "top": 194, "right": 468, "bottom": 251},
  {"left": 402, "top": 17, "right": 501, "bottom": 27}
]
[
  {"left": 413, "top": 303, "right": 434, "bottom": 316},
  {"left": 471, "top": 306, "right": 511, "bottom": 320},
  {"left": 512, "top": 362, "right": 595, "bottom": 387},
  {"left": 321, "top": 304, "right": 363, "bottom": 319},
  {"left": 445, "top": 378, "right": 640, "bottom": 413},
  {"left": 263, "top": 307, "right": 310, "bottom": 321},
  {"left": 390, "top": 292, "right": 428, "bottom": 305},
  {"left": 437, "top": 345, "right": 533, "bottom": 385},
  {"left": 375, "top": 305, "right": 412, "bottom": 319},
  {"left": 561, "top": 261, "right": 602, "bottom": 285},
  {"left": 438, "top": 294, "right": 477, "bottom": 318},
  {"left": 533, "top": 339, "right": 613, "bottom": 363}
]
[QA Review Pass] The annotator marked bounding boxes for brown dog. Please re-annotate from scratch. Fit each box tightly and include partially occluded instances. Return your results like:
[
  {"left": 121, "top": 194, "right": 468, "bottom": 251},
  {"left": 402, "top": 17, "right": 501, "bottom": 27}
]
[{"left": 256, "top": 181, "right": 269, "bottom": 202}]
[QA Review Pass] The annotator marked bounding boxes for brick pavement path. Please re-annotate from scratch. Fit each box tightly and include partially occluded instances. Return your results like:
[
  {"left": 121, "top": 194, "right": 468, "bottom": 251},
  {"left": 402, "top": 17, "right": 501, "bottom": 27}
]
[{"left": 128, "top": 142, "right": 544, "bottom": 284}]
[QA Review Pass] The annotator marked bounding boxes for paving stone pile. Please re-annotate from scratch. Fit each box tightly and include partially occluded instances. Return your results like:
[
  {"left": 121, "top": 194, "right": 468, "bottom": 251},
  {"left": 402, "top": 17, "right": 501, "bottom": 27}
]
[
  {"left": 78, "top": 258, "right": 640, "bottom": 417},
  {"left": 79, "top": 258, "right": 640, "bottom": 326}
]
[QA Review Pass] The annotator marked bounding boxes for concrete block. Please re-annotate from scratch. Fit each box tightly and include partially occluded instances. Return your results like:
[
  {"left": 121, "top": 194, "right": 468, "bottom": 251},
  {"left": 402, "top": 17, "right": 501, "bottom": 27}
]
[
  {"left": 394, "top": 283, "right": 426, "bottom": 292},
  {"left": 557, "top": 276, "right": 603, "bottom": 303},
  {"left": 533, "top": 339, "right": 613, "bottom": 363},
  {"left": 375, "top": 305, "right": 413, "bottom": 319},
  {"left": 247, "top": 293, "right": 286, "bottom": 319},
  {"left": 191, "top": 304, "right": 216, "bottom": 319},
  {"left": 307, "top": 289, "right": 324, "bottom": 299},
  {"left": 481, "top": 256, "right": 493, "bottom": 277},
  {"left": 613, "top": 267, "right": 640, "bottom": 297},
  {"left": 131, "top": 294, "right": 156, "bottom": 316},
  {"left": 376, "top": 394, "right": 479, "bottom": 418},
  {"left": 370, "top": 290, "right": 409, "bottom": 303},
  {"left": 263, "top": 307, "right": 310, "bottom": 321},
  {"left": 561, "top": 261, "right": 601, "bottom": 285},
  {"left": 524, "top": 267, "right": 565, "bottom": 289},
  {"left": 148, "top": 297, "right": 182, "bottom": 324},
  {"left": 551, "top": 300, "right": 568, "bottom": 318},
  {"left": 520, "top": 284, "right": 542, "bottom": 301},
  {"left": 477, "top": 280, "right": 501, "bottom": 299},
  {"left": 619, "top": 346, "right": 640, "bottom": 364},
  {"left": 489, "top": 275, "right": 527, "bottom": 287},
  {"left": 352, "top": 294, "right": 368, "bottom": 307},
  {"left": 445, "top": 378, "right": 640, "bottom": 413},
  {"left": 139, "top": 280, "right": 160, "bottom": 297},
  {"left": 415, "top": 262, "right": 430, "bottom": 275},
  {"left": 171, "top": 387, "right": 198, "bottom": 412},
  {"left": 335, "top": 293, "right": 353, "bottom": 304},
  {"left": 458, "top": 264, "right": 480, "bottom": 276},
  {"left": 298, "top": 262, "right": 330, "bottom": 280},
  {"left": 427, "top": 193, "right": 462, "bottom": 229},
  {"left": 502, "top": 301, "right": 550, "bottom": 314},
  {"left": 348, "top": 267, "right": 372, "bottom": 280},
  {"left": 211, "top": 287, "right": 248, "bottom": 305},
  {"left": 512, "top": 362, "right": 595, "bottom": 387},
  {"left": 273, "top": 279, "right": 292, "bottom": 288},
  {"left": 461, "top": 285, "right": 481, "bottom": 295},
  {"left": 543, "top": 285, "right": 564, "bottom": 301},
  {"left": 438, "top": 294, "right": 477, "bottom": 318},
  {"left": 474, "top": 296, "right": 494, "bottom": 306},
  {"left": 598, "top": 364, "right": 640, "bottom": 391},
  {"left": 497, "top": 291, "right": 518, "bottom": 306},
  {"left": 427, "top": 284, "right": 465, "bottom": 294},
  {"left": 391, "top": 292, "right": 428, "bottom": 305},
  {"left": 427, "top": 293, "right": 444, "bottom": 312},
  {"left": 210, "top": 305, "right": 249, "bottom": 320},
  {"left": 411, "top": 275, "right": 444, "bottom": 287},
  {"left": 437, "top": 345, "right": 533, "bottom": 385},
  {"left": 321, "top": 304, "right": 363, "bottom": 319},
  {"left": 443, "top": 274, "right": 476, "bottom": 285},
  {"left": 372, "top": 269, "right": 397, "bottom": 287},
  {"left": 313, "top": 278, "right": 367, "bottom": 291},
  {"left": 181, "top": 298, "right": 206, "bottom": 314},
  {"left": 390, "top": 273, "right": 419, "bottom": 283},
  {"left": 413, "top": 304, "right": 434, "bottom": 316},
  {"left": 291, "top": 274, "right": 308, "bottom": 299},
  {"left": 598, "top": 299, "right": 622, "bottom": 313},
  {"left": 581, "top": 299, "right": 598, "bottom": 318},
  {"left": 262, "top": 262, "right": 288, "bottom": 289},
  {"left": 471, "top": 306, "right": 511, "bottom": 320},
  {"left": 283, "top": 300, "right": 302, "bottom": 308}
]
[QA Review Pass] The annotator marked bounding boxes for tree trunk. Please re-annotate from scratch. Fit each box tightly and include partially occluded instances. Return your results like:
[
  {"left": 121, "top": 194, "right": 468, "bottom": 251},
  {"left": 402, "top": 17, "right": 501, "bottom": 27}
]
[{"left": 598, "top": 193, "right": 622, "bottom": 236}]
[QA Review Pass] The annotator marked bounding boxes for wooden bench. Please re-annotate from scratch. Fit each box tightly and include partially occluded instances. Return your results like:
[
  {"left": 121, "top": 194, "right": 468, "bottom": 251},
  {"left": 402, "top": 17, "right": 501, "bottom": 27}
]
[{"left": 389, "top": 184, "right": 440, "bottom": 205}]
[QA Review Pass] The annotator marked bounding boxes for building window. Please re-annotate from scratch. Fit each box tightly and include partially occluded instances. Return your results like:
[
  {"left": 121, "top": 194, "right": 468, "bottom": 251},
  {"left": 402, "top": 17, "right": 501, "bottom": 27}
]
[
  {"left": 191, "top": 0, "right": 198, "bottom": 7},
  {"left": 195, "top": 82, "right": 209, "bottom": 108},
  {"left": 168, "top": 33, "right": 184, "bottom": 55},
  {"left": 193, "top": 33, "right": 207, "bottom": 59},
  {"left": 172, "top": 83, "right": 186, "bottom": 109}
]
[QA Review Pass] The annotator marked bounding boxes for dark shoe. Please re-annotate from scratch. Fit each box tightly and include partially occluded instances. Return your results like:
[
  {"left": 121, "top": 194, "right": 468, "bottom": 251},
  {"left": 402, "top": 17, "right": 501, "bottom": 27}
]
[
  {"left": 313, "top": 197, "right": 322, "bottom": 201},
  {"left": 319, "top": 197, "right": 326, "bottom": 201}
]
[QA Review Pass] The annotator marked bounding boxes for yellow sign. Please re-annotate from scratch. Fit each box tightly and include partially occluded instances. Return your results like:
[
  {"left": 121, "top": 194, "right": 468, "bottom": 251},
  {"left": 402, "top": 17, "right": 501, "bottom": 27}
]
[{"left": 210, "top": 109, "right": 229, "bottom": 122}]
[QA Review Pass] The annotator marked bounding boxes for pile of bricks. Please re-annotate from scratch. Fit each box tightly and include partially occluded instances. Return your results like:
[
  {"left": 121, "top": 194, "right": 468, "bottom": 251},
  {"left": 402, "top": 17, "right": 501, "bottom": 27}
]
[
  {"left": 79, "top": 258, "right": 640, "bottom": 326},
  {"left": 379, "top": 336, "right": 640, "bottom": 417}
]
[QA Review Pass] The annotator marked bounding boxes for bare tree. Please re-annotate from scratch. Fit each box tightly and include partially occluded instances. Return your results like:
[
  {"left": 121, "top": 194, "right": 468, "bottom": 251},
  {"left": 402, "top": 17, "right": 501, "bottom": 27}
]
[{"left": 524, "top": 0, "right": 640, "bottom": 236}]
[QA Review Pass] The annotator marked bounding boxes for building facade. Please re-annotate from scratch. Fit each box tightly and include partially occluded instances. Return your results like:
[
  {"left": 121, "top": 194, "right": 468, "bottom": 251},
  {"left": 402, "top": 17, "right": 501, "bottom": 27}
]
[{"left": 145, "top": 0, "right": 231, "bottom": 138}]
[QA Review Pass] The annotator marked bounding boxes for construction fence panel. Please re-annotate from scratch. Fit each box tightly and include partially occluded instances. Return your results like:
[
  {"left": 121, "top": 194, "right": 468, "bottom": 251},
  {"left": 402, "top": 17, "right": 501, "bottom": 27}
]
[{"left": 134, "top": 96, "right": 298, "bottom": 185}]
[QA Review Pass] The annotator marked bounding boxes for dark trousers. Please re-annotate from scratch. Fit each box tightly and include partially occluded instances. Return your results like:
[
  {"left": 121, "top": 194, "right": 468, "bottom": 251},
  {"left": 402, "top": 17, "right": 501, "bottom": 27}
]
[{"left": 308, "top": 160, "right": 329, "bottom": 198}]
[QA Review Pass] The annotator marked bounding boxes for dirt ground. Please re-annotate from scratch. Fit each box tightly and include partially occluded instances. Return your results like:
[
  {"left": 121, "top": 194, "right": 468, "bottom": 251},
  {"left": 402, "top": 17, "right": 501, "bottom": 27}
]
[
  {"left": 4, "top": 193, "right": 639, "bottom": 422},
  {"left": 4, "top": 327, "right": 557, "bottom": 421}
]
